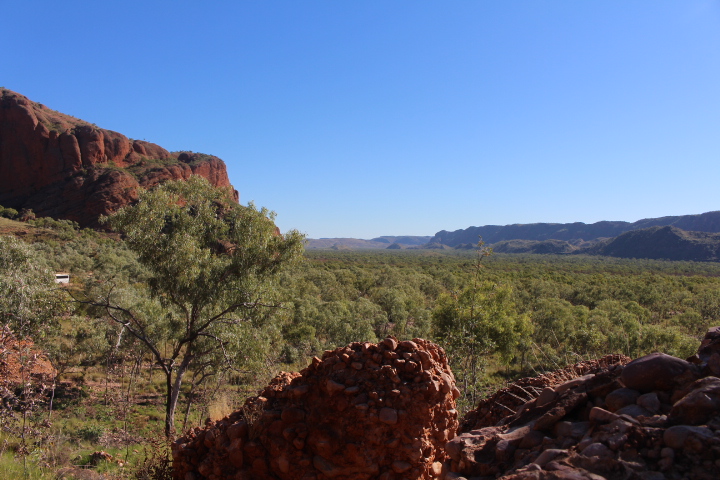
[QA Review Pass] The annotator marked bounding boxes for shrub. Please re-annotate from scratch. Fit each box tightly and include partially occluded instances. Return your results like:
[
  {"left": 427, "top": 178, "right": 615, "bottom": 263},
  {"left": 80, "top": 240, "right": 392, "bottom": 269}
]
[
  {"left": 134, "top": 440, "right": 173, "bottom": 480},
  {"left": 0, "top": 206, "right": 18, "bottom": 219},
  {"left": 75, "top": 424, "right": 105, "bottom": 443}
]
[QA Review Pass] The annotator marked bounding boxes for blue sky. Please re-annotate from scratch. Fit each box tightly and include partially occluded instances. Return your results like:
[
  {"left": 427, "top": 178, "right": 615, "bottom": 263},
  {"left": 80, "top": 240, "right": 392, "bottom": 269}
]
[{"left": 3, "top": 1, "right": 719, "bottom": 238}]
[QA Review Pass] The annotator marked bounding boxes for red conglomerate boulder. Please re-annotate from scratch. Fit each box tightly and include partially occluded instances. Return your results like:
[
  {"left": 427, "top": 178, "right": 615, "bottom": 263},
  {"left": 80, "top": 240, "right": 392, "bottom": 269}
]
[
  {"left": 444, "top": 328, "right": 720, "bottom": 480},
  {"left": 172, "top": 337, "right": 459, "bottom": 480}
]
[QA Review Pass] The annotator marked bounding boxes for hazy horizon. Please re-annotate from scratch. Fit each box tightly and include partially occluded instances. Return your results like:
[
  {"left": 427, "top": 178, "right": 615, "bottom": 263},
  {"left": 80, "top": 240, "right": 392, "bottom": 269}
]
[{"left": 4, "top": 1, "right": 719, "bottom": 238}]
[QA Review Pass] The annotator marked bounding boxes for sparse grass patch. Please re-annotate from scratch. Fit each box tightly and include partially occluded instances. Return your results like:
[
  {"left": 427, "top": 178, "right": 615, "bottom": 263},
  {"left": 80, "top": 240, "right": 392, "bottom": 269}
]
[
  {"left": 208, "top": 393, "right": 233, "bottom": 422},
  {"left": 0, "top": 448, "right": 54, "bottom": 479}
]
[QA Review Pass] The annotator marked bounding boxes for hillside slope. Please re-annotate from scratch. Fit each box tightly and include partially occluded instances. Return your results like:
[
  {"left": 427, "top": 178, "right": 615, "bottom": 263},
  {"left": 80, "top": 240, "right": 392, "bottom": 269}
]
[
  {"left": 0, "top": 89, "right": 238, "bottom": 226},
  {"left": 485, "top": 227, "right": 720, "bottom": 262},
  {"left": 587, "top": 225, "right": 720, "bottom": 262}
]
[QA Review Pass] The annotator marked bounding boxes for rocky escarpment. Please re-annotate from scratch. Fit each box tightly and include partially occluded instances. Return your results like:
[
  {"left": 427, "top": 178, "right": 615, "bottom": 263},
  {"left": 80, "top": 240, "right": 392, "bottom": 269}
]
[
  {"left": 172, "top": 338, "right": 459, "bottom": 480},
  {"left": 435, "top": 226, "right": 720, "bottom": 262},
  {"left": 490, "top": 239, "right": 582, "bottom": 255},
  {"left": 0, "top": 89, "right": 238, "bottom": 227}
]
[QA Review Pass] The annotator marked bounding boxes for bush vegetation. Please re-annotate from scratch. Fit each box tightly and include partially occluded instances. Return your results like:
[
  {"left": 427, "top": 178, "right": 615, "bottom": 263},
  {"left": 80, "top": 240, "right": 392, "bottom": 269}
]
[{"left": 1, "top": 190, "right": 719, "bottom": 477}]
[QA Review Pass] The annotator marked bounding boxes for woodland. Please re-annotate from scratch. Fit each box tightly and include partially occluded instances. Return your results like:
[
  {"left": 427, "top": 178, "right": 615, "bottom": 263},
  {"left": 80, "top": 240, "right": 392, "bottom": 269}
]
[{"left": 1, "top": 183, "right": 719, "bottom": 479}]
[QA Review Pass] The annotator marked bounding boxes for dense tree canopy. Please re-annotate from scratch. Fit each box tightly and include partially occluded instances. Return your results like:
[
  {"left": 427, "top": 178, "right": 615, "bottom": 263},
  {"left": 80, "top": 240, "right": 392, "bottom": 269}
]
[{"left": 5, "top": 212, "right": 720, "bottom": 426}]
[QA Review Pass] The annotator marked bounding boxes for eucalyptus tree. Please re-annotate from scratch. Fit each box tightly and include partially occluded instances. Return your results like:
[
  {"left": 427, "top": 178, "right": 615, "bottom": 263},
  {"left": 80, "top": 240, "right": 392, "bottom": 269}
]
[
  {"left": 80, "top": 176, "right": 304, "bottom": 438},
  {"left": 431, "top": 240, "right": 532, "bottom": 412},
  {"left": 0, "top": 236, "right": 61, "bottom": 339}
]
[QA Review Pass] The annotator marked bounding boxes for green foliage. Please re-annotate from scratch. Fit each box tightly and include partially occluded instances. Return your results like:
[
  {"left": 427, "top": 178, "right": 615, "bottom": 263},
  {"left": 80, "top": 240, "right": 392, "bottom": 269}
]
[
  {"left": 637, "top": 323, "right": 698, "bottom": 359},
  {"left": 275, "top": 257, "right": 442, "bottom": 358},
  {"left": 88, "top": 175, "right": 305, "bottom": 437},
  {"left": 295, "top": 249, "right": 715, "bottom": 376},
  {"left": 431, "top": 245, "right": 532, "bottom": 412},
  {"left": 29, "top": 217, "right": 80, "bottom": 239},
  {"left": 0, "top": 449, "right": 51, "bottom": 480},
  {"left": 74, "top": 424, "right": 105, "bottom": 442},
  {"left": 433, "top": 282, "right": 532, "bottom": 363},
  {"left": 12, "top": 216, "right": 715, "bottom": 374},
  {"left": 45, "top": 315, "right": 110, "bottom": 374},
  {"left": 0, "top": 236, "right": 65, "bottom": 339},
  {"left": 104, "top": 176, "right": 303, "bottom": 313},
  {"left": 2, "top": 204, "right": 718, "bottom": 461},
  {"left": 0, "top": 205, "right": 18, "bottom": 219}
]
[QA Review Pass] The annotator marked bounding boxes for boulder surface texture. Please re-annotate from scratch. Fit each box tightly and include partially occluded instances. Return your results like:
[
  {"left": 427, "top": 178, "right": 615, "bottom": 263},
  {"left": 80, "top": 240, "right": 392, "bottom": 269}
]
[
  {"left": 444, "top": 328, "right": 720, "bottom": 480},
  {"left": 172, "top": 337, "right": 459, "bottom": 480}
]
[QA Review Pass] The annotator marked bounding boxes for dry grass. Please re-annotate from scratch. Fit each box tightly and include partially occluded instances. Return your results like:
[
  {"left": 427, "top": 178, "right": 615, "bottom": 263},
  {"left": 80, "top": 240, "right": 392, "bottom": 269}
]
[
  {"left": 207, "top": 393, "right": 233, "bottom": 422},
  {"left": 0, "top": 216, "right": 32, "bottom": 234}
]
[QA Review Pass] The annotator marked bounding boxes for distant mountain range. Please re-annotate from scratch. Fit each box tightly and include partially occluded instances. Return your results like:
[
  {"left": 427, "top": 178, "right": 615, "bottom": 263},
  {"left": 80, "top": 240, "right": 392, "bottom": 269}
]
[
  {"left": 306, "top": 236, "right": 432, "bottom": 250},
  {"left": 491, "top": 226, "right": 720, "bottom": 262},
  {"left": 307, "top": 211, "right": 720, "bottom": 261},
  {"left": 428, "top": 211, "right": 720, "bottom": 247}
]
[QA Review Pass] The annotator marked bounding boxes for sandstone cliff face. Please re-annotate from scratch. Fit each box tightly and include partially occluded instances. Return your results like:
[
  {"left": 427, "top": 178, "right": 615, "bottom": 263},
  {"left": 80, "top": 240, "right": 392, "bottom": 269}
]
[{"left": 0, "top": 89, "right": 238, "bottom": 226}]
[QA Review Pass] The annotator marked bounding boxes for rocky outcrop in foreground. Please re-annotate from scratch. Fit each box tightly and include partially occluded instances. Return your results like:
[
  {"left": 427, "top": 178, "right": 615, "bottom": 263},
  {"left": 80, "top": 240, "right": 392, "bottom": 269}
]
[
  {"left": 0, "top": 89, "right": 237, "bottom": 226},
  {"left": 172, "top": 338, "right": 459, "bottom": 480},
  {"left": 445, "top": 328, "right": 720, "bottom": 480},
  {"left": 459, "top": 355, "right": 631, "bottom": 434},
  {"left": 172, "top": 330, "right": 720, "bottom": 480}
]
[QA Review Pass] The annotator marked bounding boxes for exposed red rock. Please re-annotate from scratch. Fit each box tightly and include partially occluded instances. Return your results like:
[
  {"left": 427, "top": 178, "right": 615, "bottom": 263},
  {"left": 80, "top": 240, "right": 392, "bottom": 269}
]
[
  {"left": 0, "top": 89, "right": 238, "bottom": 227},
  {"left": 459, "top": 355, "right": 631, "bottom": 434},
  {"left": 445, "top": 332, "right": 720, "bottom": 480},
  {"left": 0, "top": 326, "right": 56, "bottom": 387},
  {"left": 172, "top": 337, "right": 459, "bottom": 480},
  {"left": 169, "top": 330, "right": 720, "bottom": 480}
]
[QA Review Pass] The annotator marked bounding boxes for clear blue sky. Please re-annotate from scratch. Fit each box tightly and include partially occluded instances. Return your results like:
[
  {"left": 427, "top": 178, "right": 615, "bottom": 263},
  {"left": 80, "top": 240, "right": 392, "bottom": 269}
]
[{"left": 3, "top": 1, "right": 719, "bottom": 238}]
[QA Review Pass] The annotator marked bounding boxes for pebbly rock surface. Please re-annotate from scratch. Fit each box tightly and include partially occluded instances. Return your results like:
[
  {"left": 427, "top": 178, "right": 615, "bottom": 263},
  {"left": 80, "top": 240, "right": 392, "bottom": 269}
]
[
  {"left": 459, "top": 355, "right": 631, "bottom": 434},
  {"left": 172, "top": 337, "right": 460, "bottom": 480},
  {"left": 0, "top": 88, "right": 238, "bottom": 227},
  {"left": 444, "top": 329, "right": 720, "bottom": 480}
]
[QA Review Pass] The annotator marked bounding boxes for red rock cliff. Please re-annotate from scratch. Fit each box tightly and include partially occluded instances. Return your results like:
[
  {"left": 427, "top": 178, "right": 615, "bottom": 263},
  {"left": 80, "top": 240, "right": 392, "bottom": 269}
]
[{"left": 0, "top": 89, "right": 238, "bottom": 226}]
